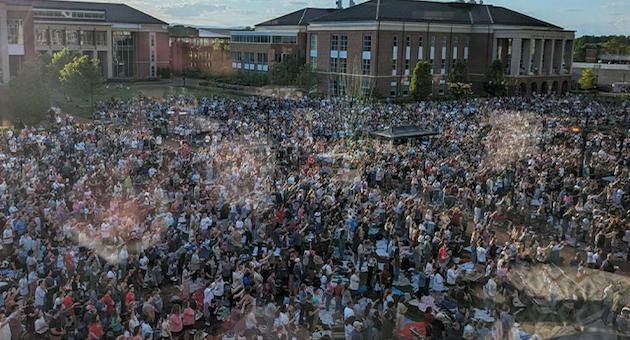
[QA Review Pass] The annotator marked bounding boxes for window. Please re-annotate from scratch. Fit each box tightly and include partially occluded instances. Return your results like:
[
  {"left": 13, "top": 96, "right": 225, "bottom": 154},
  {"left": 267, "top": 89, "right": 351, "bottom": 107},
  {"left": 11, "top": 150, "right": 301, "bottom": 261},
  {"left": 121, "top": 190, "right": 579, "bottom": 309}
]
[
  {"left": 95, "top": 31, "right": 107, "bottom": 46},
  {"left": 330, "top": 57, "right": 338, "bottom": 72},
  {"left": 8, "top": 19, "right": 23, "bottom": 44},
  {"left": 406, "top": 36, "right": 411, "bottom": 48},
  {"left": 392, "top": 60, "right": 397, "bottom": 75},
  {"left": 361, "top": 79, "right": 370, "bottom": 96},
  {"left": 404, "top": 59, "right": 410, "bottom": 75},
  {"left": 339, "top": 58, "right": 347, "bottom": 73},
  {"left": 440, "top": 36, "right": 447, "bottom": 74},
  {"left": 112, "top": 31, "right": 134, "bottom": 78},
  {"left": 464, "top": 37, "right": 470, "bottom": 60},
  {"left": 452, "top": 37, "right": 459, "bottom": 67},
  {"left": 51, "top": 29, "right": 64, "bottom": 45},
  {"left": 418, "top": 37, "right": 423, "bottom": 60},
  {"left": 340, "top": 35, "right": 348, "bottom": 51},
  {"left": 339, "top": 79, "right": 347, "bottom": 96},
  {"left": 362, "top": 34, "right": 371, "bottom": 52},
  {"left": 331, "top": 34, "right": 339, "bottom": 51},
  {"left": 330, "top": 78, "right": 339, "bottom": 96},
  {"left": 36, "top": 28, "right": 49, "bottom": 46},
  {"left": 271, "top": 35, "right": 297, "bottom": 44},
  {"left": 393, "top": 35, "right": 398, "bottom": 47},
  {"left": 362, "top": 58, "right": 370, "bottom": 75},
  {"left": 310, "top": 34, "right": 317, "bottom": 51},
  {"left": 430, "top": 36, "right": 436, "bottom": 67},
  {"left": 310, "top": 56, "right": 317, "bottom": 70},
  {"left": 258, "top": 53, "right": 268, "bottom": 65},
  {"left": 81, "top": 30, "right": 95, "bottom": 45},
  {"left": 66, "top": 30, "right": 79, "bottom": 45},
  {"left": 33, "top": 9, "right": 105, "bottom": 20}
]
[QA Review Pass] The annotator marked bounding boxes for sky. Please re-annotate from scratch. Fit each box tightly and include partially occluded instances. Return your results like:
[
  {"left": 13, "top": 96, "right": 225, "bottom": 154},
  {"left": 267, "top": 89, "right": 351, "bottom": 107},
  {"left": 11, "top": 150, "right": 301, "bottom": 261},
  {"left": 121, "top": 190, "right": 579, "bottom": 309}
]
[{"left": 80, "top": 0, "right": 628, "bottom": 36}]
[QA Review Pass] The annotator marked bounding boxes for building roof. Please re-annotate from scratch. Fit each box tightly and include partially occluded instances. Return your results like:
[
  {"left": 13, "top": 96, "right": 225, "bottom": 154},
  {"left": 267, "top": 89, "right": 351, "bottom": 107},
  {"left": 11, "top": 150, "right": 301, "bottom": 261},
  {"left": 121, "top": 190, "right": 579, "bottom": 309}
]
[
  {"left": 256, "top": 7, "right": 338, "bottom": 27},
  {"left": 371, "top": 126, "right": 439, "bottom": 140},
  {"left": 28, "top": 0, "right": 167, "bottom": 25},
  {"left": 311, "top": 0, "right": 561, "bottom": 29}
]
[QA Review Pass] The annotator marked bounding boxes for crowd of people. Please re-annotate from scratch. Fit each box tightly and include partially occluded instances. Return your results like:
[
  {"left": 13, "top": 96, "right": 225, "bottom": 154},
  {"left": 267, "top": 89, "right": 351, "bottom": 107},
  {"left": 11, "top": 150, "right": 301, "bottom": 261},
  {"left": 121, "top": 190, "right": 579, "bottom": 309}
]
[{"left": 0, "top": 92, "right": 628, "bottom": 340}]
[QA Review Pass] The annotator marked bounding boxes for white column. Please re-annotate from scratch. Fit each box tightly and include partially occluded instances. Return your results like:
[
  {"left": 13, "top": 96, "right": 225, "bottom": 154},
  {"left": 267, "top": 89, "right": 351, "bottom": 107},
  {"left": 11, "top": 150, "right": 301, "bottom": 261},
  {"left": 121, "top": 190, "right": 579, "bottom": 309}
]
[
  {"left": 564, "top": 40, "right": 574, "bottom": 74},
  {"left": 522, "top": 38, "right": 532, "bottom": 75},
  {"left": 546, "top": 39, "right": 555, "bottom": 75},
  {"left": 491, "top": 37, "right": 498, "bottom": 61},
  {"left": 106, "top": 28, "right": 113, "bottom": 78},
  {"left": 558, "top": 39, "right": 567, "bottom": 74},
  {"left": 0, "top": 7, "right": 10, "bottom": 84},
  {"left": 535, "top": 39, "right": 544, "bottom": 75},
  {"left": 510, "top": 37, "right": 522, "bottom": 76}
]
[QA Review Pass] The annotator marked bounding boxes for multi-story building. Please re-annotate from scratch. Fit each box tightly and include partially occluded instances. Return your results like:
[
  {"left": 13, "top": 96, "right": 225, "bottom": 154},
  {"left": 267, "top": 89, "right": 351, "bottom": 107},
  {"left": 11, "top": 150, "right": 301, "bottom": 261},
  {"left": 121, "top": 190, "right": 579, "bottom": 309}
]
[
  {"left": 0, "top": 0, "right": 170, "bottom": 83},
  {"left": 229, "top": 7, "right": 336, "bottom": 73},
  {"left": 308, "top": 0, "right": 575, "bottom": 97},
  {"left": 170, "top": 27, "right": 231, "bottom": 76},
  {"left": 230, "top": 0, "right": 575, "bottom": 97}
]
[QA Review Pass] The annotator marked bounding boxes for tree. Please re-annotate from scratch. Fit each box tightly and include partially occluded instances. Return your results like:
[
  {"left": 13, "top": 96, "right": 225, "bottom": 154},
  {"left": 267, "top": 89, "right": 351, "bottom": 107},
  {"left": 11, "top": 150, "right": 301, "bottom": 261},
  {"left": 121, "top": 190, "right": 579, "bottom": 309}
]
[
  {"left": 8, "top": 59, "right": 51, "bottom": 125},
  {"left": 296, "top": 64, "right": 317, "bottom": 92},
  {"left": 578, "top": 68, "right": 597, "bottom": 90},
  {"left": 409, "top": 61, "right": 432, "bottom": 101},
  {"left": 447, "top": 61, "right": 472, "bottom": 99},
  {"left": 48, "top": 48, "right": 74, "bottom": 84},
  {"left": 269, "top": 54, "right": 305, "bottom": 86},
  {"left": 59, "top": 55, "right": 104, "bottom": 110},
  {"left": 484, "top": 60, "right": 507, "bottom": 96}
]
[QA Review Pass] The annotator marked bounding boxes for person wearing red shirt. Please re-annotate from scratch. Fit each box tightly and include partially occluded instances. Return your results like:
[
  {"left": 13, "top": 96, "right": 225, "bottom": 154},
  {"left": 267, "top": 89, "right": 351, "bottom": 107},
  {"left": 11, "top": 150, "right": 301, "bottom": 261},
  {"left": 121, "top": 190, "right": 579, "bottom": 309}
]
[
  {"left": 88, "top": 316, "right": 104, "bottom": 339},
  {"left": 182, "top": 302, "right": 195, "bottom": 332},
  {"left": 102, "top": 291, "right": 115, "bottom": 316},
  {"left": 125, "top": 288, "right": 135, "bottom": 308},
  {"left": 169, "top": 305, "right": 183, "bottom": 339}
]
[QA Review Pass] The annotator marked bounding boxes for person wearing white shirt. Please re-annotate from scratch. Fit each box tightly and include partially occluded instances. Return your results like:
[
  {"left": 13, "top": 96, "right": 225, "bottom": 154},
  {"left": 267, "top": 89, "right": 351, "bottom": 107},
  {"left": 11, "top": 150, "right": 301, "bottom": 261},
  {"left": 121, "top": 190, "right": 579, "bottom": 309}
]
[
  {"left": 484, "top": 277, "right": 497, "bottom": 306},
  {"left": 344, "top": 301, "right": 355, "bottom": 321},
  {"left": 349, "top": 271, "right": 360, "bottom": 295},
  {"left": 476, "top": 245, "right": 487, "bottom": 264},
  {"left": 431, "top": 272, "right": 446, "bottom": 292},
  {"left": 446, "top": 264, "right": 459, "bottom": 286}
]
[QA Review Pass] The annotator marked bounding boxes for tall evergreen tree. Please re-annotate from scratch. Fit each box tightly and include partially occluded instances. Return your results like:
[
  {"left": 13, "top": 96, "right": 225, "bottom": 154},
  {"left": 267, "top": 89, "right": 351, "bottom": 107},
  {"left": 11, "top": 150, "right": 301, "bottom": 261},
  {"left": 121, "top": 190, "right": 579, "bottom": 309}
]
[{"left": 409, "top": 61, "right": 432, "bottom": 101}]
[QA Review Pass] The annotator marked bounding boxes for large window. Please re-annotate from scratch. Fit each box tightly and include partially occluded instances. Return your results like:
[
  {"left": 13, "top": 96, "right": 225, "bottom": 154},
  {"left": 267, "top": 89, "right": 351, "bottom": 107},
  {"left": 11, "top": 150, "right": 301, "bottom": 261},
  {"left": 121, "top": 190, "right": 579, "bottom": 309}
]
[
  {"left": 8, "top": 19, "right": 23, "bottom": 44},
  {"left": 66, "top": 30, "right": 79, "bottom": 45},
  {"left": 331, "top": 34, "right": 339, "bottom": 51},
  {"left": 339, "top": 58, "right": 347, "bottom": 73},
  {"left": 113, "top": 31, "right": 134, "bottom": 78},
  {"left": 51, "top": 29, "right": 64, "bottom": 45},
  {"left": 330, "top": 57, "right": 338, "bottom": 72},
  {"left": 340, "top": 35, "right": 348, "bottom": 51},
  {"left": 362, "top": 34, "right": 371, "bottom": 52},
  {"left": 95, "top": 31, "right": 107, "bottom": 46},
  {"left": 418, "top": 37, "right": 424, "bottom": 60},
  {"left": 36, "top": 28, "right": 49, "bottom": 46},
  {"left": 362, "top": 58, "right": 370, "bottom": 75},
  {"left": 81, "top": 30, "right": 95, "bottom": 46},
  {"left": 310, "top": 34, "right": 317, "bottom": 51}
]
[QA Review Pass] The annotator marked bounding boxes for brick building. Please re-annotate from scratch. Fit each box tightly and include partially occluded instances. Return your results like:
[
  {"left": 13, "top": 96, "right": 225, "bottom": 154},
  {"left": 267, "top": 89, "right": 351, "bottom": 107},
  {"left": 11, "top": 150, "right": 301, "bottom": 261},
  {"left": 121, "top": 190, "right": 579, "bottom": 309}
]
[
  {"left": 0, "top": 0, "right": 170, "bottom": 83},
  {"left": 170, "top": 27, "right": 231, "bottom": 76},
  {"left": 231, "top": 0, "right": 575, "bottom": 98},
  {"left": 229, "top": 7, "right": 336, "bottom": 73}
]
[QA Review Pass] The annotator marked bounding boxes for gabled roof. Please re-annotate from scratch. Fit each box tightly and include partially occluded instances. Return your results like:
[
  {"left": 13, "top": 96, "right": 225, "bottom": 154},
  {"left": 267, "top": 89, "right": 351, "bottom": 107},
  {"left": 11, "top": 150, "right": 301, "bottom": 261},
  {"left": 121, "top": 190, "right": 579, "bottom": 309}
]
[
  {"left": 256, "top": 7, "right": 338, "bottom": 27},
  {"left": 311, "top": 0, "right": 561, "bottom": 29},
  {"left": 30, "top": 0, "right": 167, "bottom": 25}
]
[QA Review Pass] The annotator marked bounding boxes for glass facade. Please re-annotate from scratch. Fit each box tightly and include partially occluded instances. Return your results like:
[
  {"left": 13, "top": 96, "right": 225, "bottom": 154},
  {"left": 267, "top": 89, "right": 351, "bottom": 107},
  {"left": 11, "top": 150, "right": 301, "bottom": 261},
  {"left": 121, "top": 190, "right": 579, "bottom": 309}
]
[{"left": 113, "top": 31, "right": 134, "bottom": 78}]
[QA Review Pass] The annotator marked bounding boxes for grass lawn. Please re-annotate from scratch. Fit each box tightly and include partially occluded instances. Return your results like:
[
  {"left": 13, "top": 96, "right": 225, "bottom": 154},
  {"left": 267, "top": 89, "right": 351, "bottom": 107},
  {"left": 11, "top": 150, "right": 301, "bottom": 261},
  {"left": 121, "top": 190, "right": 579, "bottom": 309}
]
[{"left": 54, "top": 82, "right": 244, "bottom": 119}]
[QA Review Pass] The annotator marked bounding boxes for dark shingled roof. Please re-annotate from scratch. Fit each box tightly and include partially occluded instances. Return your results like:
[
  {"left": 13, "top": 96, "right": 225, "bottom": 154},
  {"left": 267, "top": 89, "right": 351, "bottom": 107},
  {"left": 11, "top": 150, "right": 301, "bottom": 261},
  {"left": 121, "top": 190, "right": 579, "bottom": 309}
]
[
  {"left": 311, "top": 0, "right": 561, "bottom": 29},
  {"left": 257, "top": 7, "right": 338, "bottom": 27},
  {"left": 24, "top": 0, "right": 167, "bottom": 25}
]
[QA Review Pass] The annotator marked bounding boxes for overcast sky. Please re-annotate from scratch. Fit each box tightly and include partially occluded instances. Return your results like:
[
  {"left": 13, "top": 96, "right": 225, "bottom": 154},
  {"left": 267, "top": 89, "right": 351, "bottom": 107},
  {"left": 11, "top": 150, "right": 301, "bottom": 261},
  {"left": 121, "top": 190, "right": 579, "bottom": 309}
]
[{"left": 80, "top": 0, "right": 628, "bottom": 36}]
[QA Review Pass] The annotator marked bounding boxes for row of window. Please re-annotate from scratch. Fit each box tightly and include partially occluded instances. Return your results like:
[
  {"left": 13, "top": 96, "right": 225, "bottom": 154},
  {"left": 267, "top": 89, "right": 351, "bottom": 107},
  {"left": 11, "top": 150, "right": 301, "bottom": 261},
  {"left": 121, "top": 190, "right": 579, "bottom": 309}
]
[
  {"left": 231, "top": 34, "right": 297, "bottom": 44},
  {"left": 33, "top": 9, "right": 106, "bottom": 20},
  {"left": 231, "top": 52, "right": 270, "bottom": 65},
  {"left": 36, "top": 28, "right": 107, "bottom": 47}
]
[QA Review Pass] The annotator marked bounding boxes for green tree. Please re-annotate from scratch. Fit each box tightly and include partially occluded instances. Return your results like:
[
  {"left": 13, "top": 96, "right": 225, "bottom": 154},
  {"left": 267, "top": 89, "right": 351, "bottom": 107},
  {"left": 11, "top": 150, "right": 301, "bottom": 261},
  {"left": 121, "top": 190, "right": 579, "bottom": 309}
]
[
  {"left": 8, "top": 59, "right": 51, "bottom": 125},
  {"left": 48, "top": 48, "right": 74, "bottom": 84},
  {"left": 578, "top": 68, "right": 597, "bottom": 90},
  {"left": 296, "top": 64, "right": 317, "bottom": 92},
  {"left": 484, "top": 60, "right": 507, "bottom": 96},
  {"left": 409, "top": 60, "right": 432, "bottom": 101},
  {"left": 59, "top": 55, "right": 104, "bottom": 110},
  {"left": 269, "top": 54, "right": 305, "bottom": 85}
]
